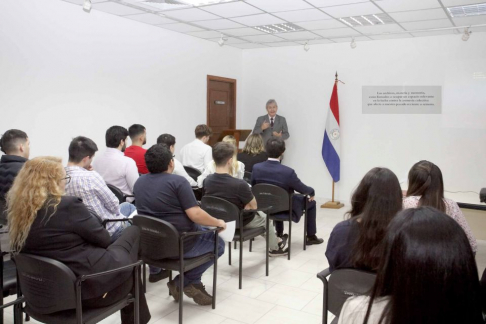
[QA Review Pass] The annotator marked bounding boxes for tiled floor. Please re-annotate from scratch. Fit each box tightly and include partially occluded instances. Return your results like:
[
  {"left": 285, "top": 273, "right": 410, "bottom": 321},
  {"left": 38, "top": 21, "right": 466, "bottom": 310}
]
[{"left": 3, "top": 198, "right": 486, "bottom": 324}]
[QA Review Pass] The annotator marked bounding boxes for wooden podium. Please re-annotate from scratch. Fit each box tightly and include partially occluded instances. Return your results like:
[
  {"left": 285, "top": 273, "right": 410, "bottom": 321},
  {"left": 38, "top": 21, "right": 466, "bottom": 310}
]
[{"left": 217, "top": 129, "right": 252, "bottom": 148}]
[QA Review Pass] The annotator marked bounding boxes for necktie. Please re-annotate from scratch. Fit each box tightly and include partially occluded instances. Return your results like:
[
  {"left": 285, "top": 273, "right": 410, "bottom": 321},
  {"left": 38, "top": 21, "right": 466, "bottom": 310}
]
[{"left": 270, "top": 117, "right": 274, "bottom": 128}]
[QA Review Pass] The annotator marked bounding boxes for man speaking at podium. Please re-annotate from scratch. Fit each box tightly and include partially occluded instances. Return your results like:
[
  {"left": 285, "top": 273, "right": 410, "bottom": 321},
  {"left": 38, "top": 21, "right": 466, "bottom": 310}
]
[{"left": 252, "top": 99, "right": 290, "bottom": 145}]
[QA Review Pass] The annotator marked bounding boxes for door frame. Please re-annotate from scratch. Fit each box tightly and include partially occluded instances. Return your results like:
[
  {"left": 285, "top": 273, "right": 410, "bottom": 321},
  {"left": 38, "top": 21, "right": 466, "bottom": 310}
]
[{"left": 206, "top": 75, "right": 237, "bottom": 131}]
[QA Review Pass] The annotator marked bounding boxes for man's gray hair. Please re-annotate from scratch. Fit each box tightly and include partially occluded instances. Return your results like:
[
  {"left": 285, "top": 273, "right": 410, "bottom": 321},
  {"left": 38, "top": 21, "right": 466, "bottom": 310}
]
[{"left": 266, "top": 99, "right": 278, "bottom": 107}]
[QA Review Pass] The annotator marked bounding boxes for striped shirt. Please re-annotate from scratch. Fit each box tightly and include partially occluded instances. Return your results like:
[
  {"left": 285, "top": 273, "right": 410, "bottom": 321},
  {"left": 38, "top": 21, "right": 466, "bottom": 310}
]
[{"left": 65, "top": 166, "right": 124, "bottom": 235}]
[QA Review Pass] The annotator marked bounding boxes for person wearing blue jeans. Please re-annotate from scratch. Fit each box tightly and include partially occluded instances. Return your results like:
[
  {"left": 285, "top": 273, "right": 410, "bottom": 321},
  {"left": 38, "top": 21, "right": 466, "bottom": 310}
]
[
  {"left": 109, "top": 202, "right": 137, "bottom": 242},
  {"left": 134, "top": 143, "right": 226, "bottom": 306}
]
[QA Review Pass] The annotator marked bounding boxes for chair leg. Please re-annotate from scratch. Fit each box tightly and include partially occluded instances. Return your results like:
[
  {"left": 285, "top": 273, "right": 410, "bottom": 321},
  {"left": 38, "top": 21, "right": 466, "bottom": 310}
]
[
  {"left": 228, "top": 242, "right": 232, "bottom": 265},
  {"left": 239, "top": 239, "right": 243, "bottom": 289},
  {"left": 143, "top": 262, "right": 147, "bottom": 294},
  {"left": 266, "top": 224, "right": 269, "bottom": 277},
  {"left": 179, "top": 268, "right": 184, "bottom": 324},
  {"left": 1, "top": 293, "right": 4, "bottom": 324},
  {"left": 249, "top": 238, "right": 253, "bottom": 252},
  {"left": 169, "top": 271, "right": 173, "bottom": 296},
  {"left": 288, "top": 221, "right": 292, "bottom": 260},
  {"left": 234, "top": 241, "right": 237, "bottom": 249},
  {"left": 303, "top": 206, "right": 308, "bottom": 251},
  {"left": 212, "top": 248, "right": 218, "bottom": 310}
]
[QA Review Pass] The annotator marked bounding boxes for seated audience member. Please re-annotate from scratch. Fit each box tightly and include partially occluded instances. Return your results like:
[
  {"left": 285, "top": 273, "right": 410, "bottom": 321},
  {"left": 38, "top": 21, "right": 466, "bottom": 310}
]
[
  {"left": 0, "top": 129, "right": 30, "bottom": 201},
  {"left": 251, "top": 136, "right": 324, "bottom": 245},
  {"left": 92, "top": 126, "right": 139, "bottom": 202},
  {"left": 237, "top": 134, "right": 268, "bottom": 172},
  {"left": 124, "top": 124, "right": 148, "bottom": 174},
  {"left": 179, "top": 124, "right": 212, "bottom": 173},
  {"left": 134, "top": 144, "right": 226, "bottom": 305},
  {"left": 338, "top": 207, "right": 483, "bottom": 324},
  {"left": 403, "top": 160, "right": 477, "bottom": 253},
  {"left": 65, "top": 136, "right": 135, "bottom": 241},
  {"left": 6, "top": 156, "right": 151, "bottom": 324},
  {"left": 157, "top": 133, "right": 197, "bottom": 187},
  {"left": 204, "top": 142, "right": 288, "bottom": 256},
  {"left": 197, "top": 135, "right": 244, "bottom": 188},
  {"left": 325, "top": 168, "right": 402, "bottom": 272}
]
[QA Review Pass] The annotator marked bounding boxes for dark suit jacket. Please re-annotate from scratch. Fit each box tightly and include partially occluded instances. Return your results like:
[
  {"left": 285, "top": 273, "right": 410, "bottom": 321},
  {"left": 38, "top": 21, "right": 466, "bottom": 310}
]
[
  {"left": 252, "top": 114, "right": 290, "bottom": 145},
  {"left": 22, "top": 196, "right": 136, "bottom": 299},
  {"left": 251, "top": 160, "right": 314, "bottom": 222}
]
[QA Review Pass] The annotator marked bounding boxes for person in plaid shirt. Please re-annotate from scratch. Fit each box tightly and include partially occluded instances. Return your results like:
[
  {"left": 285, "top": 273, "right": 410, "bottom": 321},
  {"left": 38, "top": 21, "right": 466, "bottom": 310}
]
[{"left": 65, "top": 136, "right": 135, "bottom": 241}]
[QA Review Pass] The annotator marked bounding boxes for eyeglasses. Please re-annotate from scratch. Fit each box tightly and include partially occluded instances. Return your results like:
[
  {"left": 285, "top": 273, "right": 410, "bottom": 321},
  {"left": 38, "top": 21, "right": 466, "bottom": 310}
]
[{"left": 62, "top": 175, "right": 71, "bottom": 184}]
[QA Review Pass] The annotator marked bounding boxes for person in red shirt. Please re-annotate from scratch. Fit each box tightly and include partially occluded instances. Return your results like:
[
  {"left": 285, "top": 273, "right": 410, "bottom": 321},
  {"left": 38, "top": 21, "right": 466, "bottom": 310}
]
[{"left": 124, "top": 124, "right": 148, "bottom": 174}]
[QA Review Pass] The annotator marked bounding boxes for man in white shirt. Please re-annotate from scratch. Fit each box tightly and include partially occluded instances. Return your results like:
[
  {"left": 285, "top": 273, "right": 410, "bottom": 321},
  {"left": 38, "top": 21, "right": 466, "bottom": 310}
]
[
  {"left": 157, "top": 133, "right": 197, "bottom": 187},
  {"left": 179, "top": 124, "right": 212, "bottom": 173},
  {"left": 92, "top": 126, "right": 139, "bottom": 202}
]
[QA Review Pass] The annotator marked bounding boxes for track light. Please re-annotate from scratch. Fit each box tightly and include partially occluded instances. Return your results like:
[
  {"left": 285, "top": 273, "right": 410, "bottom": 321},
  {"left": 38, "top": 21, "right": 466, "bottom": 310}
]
[
  {"left": 304, "top": 42, "right": 310, "bottom": 52},
  {"left": 83, "top": 0, "right": 92, "bottom": 13},
  {"left": 218, "top": 34, "right": 228, "bottom": 47},
  {"left": 462, "top": 27, "right": 471, "bottom": 41},
  {"left": 350, "top": 37, "right": 357, "bottom": 49}
]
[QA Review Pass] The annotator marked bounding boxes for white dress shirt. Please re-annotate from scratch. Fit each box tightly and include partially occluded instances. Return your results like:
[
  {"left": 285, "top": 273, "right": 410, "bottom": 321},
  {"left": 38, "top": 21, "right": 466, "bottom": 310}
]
[
  {"left": 92, "top": 148, "right": 139, "bottom": 201},
  {"left": 197, "top": 160, "right": 245, "bottom": 188},
  {"left": 173, "top": 157, "right": 198, "bottom": 187},
  {"left": 179, "top": 139, "right": 212, "bottom": 172}
]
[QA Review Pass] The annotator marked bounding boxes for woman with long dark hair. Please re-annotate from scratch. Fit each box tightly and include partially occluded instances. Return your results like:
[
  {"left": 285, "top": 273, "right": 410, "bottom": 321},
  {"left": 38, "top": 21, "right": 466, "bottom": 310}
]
[
  {"left": 404, "top": 160, "right": 477, "bottom": 253},
  {"left": 338, "top": 207, "right": 483, "bottom": 324},
  {"left": 325, "top": 168, "right": 402, "bottom": 272}
]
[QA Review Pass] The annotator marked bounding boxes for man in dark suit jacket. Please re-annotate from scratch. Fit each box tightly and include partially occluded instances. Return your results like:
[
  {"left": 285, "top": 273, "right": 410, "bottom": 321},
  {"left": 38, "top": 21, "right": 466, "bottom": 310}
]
[
  {"left": 252, "top": 99, "right": 290, "bottom": 145},
  {"left": 251, "top": 136, "right": 324, "bottom": 246}
]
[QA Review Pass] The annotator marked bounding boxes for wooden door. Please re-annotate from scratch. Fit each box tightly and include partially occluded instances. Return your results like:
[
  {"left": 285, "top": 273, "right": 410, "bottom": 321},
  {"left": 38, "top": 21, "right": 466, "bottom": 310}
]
[{"left": 207, "top": 75, "right": 236, "bottom": 146}]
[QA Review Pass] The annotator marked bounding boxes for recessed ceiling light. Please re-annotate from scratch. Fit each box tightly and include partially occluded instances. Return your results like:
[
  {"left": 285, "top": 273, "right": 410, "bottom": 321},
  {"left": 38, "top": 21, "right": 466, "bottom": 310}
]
[
  {"left": 252, "top": 23, "right": 303, "bottom": 34},
  {"left": 447, "top": 3, "right": 486, "bottom": 18},
  {"left": 339, "top": 13, "right": 392, "bottom": 27}
]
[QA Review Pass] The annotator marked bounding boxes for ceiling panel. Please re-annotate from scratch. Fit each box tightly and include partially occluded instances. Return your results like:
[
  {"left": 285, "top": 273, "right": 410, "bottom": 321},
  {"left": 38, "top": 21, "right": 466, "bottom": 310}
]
[
  {"left": 332, "top": 35, "right": 370, "bottom": 42},
  {"left": 410, "top": 30, "right": 456, "bottom": 37},
  {"left": 320, "top": 2, "right": 383, "bottom": 17},
  {"left": 231, "top": 13, "right": 286, "bottom": 26},
  {"left": 369, "top": 33, "right": 413, "bottom": 40},
  {"left": 295, "top": 39, "right": 334, "bottom": 44},
  {"left": 125, "top": 13, "right": 176, "bottom": 25},
  {"left": 194, "top": 19, "right": 244, "bottom": 29},
  {"left": 265, "top": 41, "right": 300, "bottom": 47},
  {"left": 453, "top": 15, "right": 486, "bottom": 26},
  {"left": 207, "top": 37, "right": 248, "bottom": 44},
  {"left": 296, "top": 19, "right": 347, "bottom": 30},
  {"left": 229, "top": 43, "right": 269, "bottom": 49},
  {"left": 277, "top": 31, "right": 319, "bottom": 40},
  {"left": 389, "top": 8, "right": 449, "bottom": 22},
  {"left": 244, "top": 0, "right": 313, "bottom": 13},
  {"left": 164, "top": 8, "right": 221, "bottom": 21},
  {"left": 220, "top": 27, "right": 266, "bottom": 36},
  {"left": 158, "top": 23, "right": 205, "bottom": 32},
  {"left": 401, "top": 19, "right": 453, "bottom": 31},
  {"left": 306, "top": 0, "right": 370, "bottom": 7},
  {"left": 92, "top": 2, "right": 146, "bottom": 16},
  {"left": 242, "top": 34, "right": 286, "bottom": 42},
  {"left": 441, "top": 0, "right": 486, "bottom": 7},
  {"left": 63, "top": 0, "right": 108, "bottom": 5},
  {"left": 313, "top": 27, "right": 362, "bottom": 37},
  {"left": 354, "top": 23, "right": 404, "bottom": 34},
  {"left": 200, "top": 2, "right": 264, "bottom": 18},
  {"left": 375, "top": 0, "right": 442, "bottom": 12},
  {"left": 273, "top": 9, "right": 331, "bottom": 22},
  {"left": 187, "top": 30, "right": 223, "bottom": 38}
]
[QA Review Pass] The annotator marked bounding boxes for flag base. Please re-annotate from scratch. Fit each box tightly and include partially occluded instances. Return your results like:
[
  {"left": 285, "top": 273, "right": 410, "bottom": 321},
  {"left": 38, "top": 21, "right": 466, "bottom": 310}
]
[{"left": 321, "top": 201, "right": 344, "bottom": 209}]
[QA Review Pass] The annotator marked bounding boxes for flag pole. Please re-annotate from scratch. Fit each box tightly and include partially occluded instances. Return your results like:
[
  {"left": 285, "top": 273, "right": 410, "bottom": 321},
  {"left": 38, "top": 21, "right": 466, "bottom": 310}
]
[{"left": 321, "top": 72, "right": 344, "bottom": 209}]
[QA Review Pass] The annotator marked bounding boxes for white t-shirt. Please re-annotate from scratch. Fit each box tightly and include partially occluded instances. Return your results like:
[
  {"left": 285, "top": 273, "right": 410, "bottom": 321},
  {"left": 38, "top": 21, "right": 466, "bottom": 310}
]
[
  {"left": 197, "top": 160, "right": 245, "bottom": 188},
  {"left": 338, "top": 296, "right": 389, "bottom": 324},
  {"left": 179, "top": 139, "right": 212, "bottom": 173}
]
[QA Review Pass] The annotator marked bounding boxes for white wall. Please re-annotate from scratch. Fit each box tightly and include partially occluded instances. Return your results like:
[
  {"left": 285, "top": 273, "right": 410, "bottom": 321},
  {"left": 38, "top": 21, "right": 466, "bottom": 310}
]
[
  {"left": 241, "top": 34, "right": 486, "bottom": 203},
  {"left": 0, "top": 0, "right": 242, "bottom": 161}
]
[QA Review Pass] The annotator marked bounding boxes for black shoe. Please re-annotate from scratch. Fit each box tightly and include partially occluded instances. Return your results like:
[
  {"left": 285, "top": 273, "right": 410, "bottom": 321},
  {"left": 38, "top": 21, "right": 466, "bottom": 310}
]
[
  {"left": 269, "top": 247, "right": 289, "bottom": 257},
  {"left": 278, "top": 234, "right": 288, "bottom": 250},
  {"left": 149, "top": 269, "right": 170, "bottom": 283},
  {"left": 183, "top": 283, "right": 213, "bottom": 306},
  {"left": 306, "top": 235, "right": 324, "bottom": 245},
  {"left": 167, "top": 280, "right": 180, "bottom": 302}
]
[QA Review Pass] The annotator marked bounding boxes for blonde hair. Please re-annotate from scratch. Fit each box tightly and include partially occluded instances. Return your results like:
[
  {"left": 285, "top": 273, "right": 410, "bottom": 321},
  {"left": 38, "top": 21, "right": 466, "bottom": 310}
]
[
  {"left": 222, "top": 135, "right": 239, "bottom": 176},
  {"left": 242, "top": 134, "right": 265, "bottom": 156},
  {"left": 7, "top": 156, "right": 65, "bottom": 253}
]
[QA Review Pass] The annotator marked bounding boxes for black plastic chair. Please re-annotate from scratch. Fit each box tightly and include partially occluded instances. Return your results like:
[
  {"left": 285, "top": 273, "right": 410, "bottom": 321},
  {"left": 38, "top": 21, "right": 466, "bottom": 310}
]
[
  {"left": 201, "top": 196, "right": 270, "bottom": 289},
  {"left": 107, "top": 184, "right": 135, "bottom": 204},
  {"left": 0, "top": 232, "right": 23, "bottom": 324},
  {"left": 14, "top": 253, "right": 142, "bottom": 324},
  {"left": 132, "top": 215, "right": 219, "bottom": 324},
  {"left": 183, "top": 166, "right": 202, "bottom": 182},
  {"left": 252, "top": 184, "right": 309, "bottom": 260},
  {"left": 317, "top": 268, "right": 376, "bottom": 324},
  {"left": 243, "top": 171, "right": 252, "bottom": 184}
]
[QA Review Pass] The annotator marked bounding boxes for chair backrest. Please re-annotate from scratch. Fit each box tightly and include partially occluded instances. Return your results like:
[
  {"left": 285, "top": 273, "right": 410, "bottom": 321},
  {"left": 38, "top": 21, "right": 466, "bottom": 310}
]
[
  {"left": 107, "top": 184, "right": 126, "bottom": 203},
  {"left": 14, "top": 253, "right": 77, "bottom": 314},
  {"left": 132, "top": 215, "right": 181, "bottom": 260},
  {"left": 251, "top": 183, "right": 290, "bottom": 214},
  {"left": 200, "top": 196, "right": 241, "bottom": 229},
  {"left": 184, "top": 166, "right": 202, "bottom": 181},
  {"left": 243, "top": 171, "right": 252, "bottom": 184},
  {"left": 327, "top": 268, "right": 377, "bottom": 316}
]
